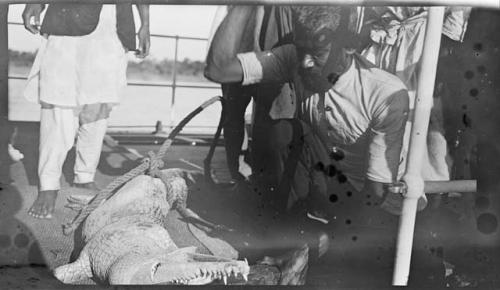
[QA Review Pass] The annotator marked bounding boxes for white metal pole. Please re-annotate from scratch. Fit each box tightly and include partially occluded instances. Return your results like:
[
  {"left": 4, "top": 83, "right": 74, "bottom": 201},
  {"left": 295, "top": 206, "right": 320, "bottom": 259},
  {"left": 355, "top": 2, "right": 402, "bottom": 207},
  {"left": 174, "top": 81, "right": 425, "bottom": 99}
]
[
  {"left": 392, "top": 7, "right": 445, "bottom": 286},
  {"left": 170, "top": 35, "right": 179, "bottom": 128},
  {"left": 424, "top": 180, "right": 476, "bottom": 194}
]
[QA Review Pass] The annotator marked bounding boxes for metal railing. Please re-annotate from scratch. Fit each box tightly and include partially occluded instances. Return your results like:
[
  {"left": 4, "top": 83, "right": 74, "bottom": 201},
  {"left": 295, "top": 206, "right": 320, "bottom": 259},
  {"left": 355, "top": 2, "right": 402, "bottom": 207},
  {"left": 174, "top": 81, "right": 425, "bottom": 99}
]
[
  {"left": 7, "top": 21, "right": 220, "bottom": 130},
  {"left": 4, "top": 0, "right": 500, "bottom": 9},
  {"left": 6, "top": 4, "right": 486, "bottom": 287}
]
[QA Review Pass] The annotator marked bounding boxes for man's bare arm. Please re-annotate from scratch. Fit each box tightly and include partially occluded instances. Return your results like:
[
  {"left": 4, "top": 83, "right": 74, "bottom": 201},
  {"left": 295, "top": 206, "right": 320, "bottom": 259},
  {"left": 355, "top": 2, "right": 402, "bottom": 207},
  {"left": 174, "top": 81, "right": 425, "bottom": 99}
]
[
  {"left": 204, "top": 6, "right": 254, "bottom": 83},
  {"left": 361, "top": 180, "right": 389, "bottom": 202},
  {"left": 135, "top": 4, "right": 150, "bottom": 58},
  {"left": 22, "top": 4, "right": 45, "bottom": 34}
]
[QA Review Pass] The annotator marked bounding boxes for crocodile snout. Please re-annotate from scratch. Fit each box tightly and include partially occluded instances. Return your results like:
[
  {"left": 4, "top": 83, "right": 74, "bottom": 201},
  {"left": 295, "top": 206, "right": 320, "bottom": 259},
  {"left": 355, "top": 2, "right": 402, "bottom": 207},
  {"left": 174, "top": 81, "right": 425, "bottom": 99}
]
[{"left": 151, "top": 258, "right": 250, "bottom": 285}]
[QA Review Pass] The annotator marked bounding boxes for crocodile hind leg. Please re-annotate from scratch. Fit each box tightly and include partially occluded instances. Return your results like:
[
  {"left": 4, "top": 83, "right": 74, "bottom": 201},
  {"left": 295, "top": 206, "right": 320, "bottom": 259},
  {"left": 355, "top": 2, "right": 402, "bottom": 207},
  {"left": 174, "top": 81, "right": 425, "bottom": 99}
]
[
  {"left": 54, "top": 251, "right": 93, "bottom": 284},
  {"left": 160, "top": 173, "right": 233, "bottom": 233}
]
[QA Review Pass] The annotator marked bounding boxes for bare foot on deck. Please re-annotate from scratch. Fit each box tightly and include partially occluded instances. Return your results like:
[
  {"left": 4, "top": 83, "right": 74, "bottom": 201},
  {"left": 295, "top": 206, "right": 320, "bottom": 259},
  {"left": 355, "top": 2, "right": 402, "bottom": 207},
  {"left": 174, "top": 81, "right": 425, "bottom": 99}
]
[
  {"left": 28, "top": 190, "right": 58, "bottom": 219},
  {"left": 73, "top": 182, "right": 100, "bottom": 191}
]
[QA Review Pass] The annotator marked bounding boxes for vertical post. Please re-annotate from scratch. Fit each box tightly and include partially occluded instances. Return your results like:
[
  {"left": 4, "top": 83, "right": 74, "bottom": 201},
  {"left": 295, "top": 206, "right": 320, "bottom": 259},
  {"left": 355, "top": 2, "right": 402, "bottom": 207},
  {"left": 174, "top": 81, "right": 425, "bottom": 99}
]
[
  {"left": 0, "top": 4, "right": 8, "bottom": 119},
  {"left": 170, "top": 35, "right": 179, "bottom": 128},
  {"left": 0, "top": 4, "right": 11, "bottom": 184},
  {"left": 392, "top": 7, "right": 445, "bottom": 286}
]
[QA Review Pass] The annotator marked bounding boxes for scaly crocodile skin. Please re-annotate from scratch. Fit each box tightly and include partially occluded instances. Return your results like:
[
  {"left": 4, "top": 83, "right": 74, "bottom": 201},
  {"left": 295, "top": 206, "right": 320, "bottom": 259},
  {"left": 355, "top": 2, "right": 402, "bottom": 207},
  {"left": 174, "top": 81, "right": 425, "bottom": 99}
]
[{"left": 54, "top": 169, "right": 249, "bottom": 285}]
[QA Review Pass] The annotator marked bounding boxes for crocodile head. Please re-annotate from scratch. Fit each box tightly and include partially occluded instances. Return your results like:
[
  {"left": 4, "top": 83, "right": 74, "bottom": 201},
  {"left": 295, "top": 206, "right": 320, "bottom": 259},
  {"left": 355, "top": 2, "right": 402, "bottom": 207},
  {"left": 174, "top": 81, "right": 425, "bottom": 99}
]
[{"left": 112, "top": 247, "right": 250, "bottom": 285}]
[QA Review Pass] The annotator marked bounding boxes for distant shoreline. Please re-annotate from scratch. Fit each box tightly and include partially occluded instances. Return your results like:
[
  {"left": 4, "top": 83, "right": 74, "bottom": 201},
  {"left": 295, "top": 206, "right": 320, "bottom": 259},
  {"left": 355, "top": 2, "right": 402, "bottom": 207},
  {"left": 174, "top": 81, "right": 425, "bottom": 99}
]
[{"left": 8, "top": 49, "right": 209, "bottom": 84}]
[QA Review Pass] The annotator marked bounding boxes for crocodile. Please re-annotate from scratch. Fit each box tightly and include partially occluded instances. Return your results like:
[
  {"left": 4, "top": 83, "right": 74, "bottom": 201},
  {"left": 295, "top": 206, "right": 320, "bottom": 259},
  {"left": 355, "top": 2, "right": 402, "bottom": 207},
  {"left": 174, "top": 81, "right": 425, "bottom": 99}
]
[{"left": 54, "top": 168, "right": 250, "bottom": 285}]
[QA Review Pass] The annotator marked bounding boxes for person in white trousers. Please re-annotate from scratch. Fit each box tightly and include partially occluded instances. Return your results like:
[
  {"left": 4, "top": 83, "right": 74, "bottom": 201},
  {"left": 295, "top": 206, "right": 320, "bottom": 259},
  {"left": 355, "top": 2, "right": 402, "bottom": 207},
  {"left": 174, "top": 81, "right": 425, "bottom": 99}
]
[{"left": 22, "top": 3, "right": 150, "bottom": 219}]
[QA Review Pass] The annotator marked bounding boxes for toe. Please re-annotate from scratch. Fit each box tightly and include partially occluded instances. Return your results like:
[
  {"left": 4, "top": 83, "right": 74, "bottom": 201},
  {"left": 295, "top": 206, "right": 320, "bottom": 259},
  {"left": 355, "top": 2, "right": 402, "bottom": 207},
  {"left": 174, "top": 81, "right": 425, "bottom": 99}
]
[
  {"left": 43, "top": 204, "right": 55, "bottom": 219},
  {"left": 28, "top": 204, "right": 40, "bottom": 218},
  {"left": 31, "top": 211, "right": 39, "bottom": 218},
  {"left": 47, "top": 204, "right": 55, "bottom": 217},
  {"left": 39, "top": 208, "right": 46, "bottom": 218}
]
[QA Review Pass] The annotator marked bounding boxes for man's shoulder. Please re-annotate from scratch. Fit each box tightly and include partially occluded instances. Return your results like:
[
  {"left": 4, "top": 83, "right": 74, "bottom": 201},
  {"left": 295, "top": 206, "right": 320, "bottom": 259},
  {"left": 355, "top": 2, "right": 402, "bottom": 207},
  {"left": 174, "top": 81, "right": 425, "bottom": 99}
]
[
  {"left": 362, "top": 67, "right": 408, "bottom": 94},
  {"left": 351, "top": 55, "right": 409, "bottom": 116},
  {"left": 354, "top": 56, "right": 408, "bottom": 94}
]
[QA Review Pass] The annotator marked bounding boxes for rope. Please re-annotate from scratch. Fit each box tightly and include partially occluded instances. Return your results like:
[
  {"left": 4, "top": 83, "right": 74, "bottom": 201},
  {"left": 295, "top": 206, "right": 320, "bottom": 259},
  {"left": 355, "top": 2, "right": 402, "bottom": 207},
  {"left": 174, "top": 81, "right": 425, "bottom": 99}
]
[
  {"left": 204, "top": 97, "right": 226, "bottom": 185},
  {"left": 63, "top": 96, "right": 222, "bottom": 235}
]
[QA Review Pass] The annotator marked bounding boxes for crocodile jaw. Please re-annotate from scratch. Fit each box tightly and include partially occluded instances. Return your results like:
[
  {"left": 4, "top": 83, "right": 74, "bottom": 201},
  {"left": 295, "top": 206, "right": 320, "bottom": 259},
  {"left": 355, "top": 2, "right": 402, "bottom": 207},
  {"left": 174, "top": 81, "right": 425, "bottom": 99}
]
[
  {"left": 126, "top": 249, "right": 250, "bottom": 285},
  {"left": 151, "top": 259, "right": 250, "bottom": 285}
]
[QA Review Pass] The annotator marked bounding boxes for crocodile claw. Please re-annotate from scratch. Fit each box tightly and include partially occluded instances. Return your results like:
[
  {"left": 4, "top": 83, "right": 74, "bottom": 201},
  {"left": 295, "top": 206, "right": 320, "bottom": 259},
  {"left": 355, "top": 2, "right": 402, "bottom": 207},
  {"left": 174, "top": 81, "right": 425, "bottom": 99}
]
[{"left": 213, "top": 224, "right": 235, "bottom": 233}]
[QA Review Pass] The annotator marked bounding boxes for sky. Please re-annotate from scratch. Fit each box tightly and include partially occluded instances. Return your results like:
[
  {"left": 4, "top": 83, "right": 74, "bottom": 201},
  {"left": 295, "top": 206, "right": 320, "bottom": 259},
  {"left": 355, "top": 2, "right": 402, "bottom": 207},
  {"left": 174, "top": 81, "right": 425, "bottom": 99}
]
[{"left": 7, "top": 5, "right": 222, "bottom": 61}]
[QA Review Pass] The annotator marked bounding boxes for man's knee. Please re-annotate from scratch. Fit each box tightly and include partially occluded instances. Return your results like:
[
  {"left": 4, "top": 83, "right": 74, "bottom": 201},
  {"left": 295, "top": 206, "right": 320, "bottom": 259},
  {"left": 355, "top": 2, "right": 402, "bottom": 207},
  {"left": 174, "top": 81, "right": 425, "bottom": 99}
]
[
  {"left": 266, "top": 119, "right": 295, "bottom": 149},
  {"left": 222, "top": 85, "right": 252, "bottom": 131}
]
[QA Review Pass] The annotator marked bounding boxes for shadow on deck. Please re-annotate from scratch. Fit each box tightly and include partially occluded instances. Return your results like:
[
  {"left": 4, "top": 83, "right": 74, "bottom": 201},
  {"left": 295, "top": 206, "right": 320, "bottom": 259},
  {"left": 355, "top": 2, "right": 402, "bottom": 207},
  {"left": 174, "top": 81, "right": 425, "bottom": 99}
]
[{"left": 0, "top": 121, "right": 499, "bottom": 288}]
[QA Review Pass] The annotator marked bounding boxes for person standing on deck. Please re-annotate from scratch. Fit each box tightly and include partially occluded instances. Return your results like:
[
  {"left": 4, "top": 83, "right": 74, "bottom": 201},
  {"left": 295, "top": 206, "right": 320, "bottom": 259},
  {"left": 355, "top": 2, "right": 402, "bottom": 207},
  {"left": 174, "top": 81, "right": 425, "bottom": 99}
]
[
  {"left": 358, "top": 7, "right": 471, "bottom": 187},
  {"left": 209, "top": 6, "right": 296, "bottom": 209},
  {"left": 22, "top": 3, "right": 150, "bottom": 219}
]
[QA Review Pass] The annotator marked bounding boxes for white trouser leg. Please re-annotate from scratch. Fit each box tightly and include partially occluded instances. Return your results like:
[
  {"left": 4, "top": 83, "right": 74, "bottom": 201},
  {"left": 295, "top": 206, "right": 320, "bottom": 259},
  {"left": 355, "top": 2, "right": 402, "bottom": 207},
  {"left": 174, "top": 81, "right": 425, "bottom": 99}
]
[
  {"left": 73, "top": 118, "right": 107, "bottom": 184},
  {"left": 38, "top": 107, "right": 79, "bottom": 191}
]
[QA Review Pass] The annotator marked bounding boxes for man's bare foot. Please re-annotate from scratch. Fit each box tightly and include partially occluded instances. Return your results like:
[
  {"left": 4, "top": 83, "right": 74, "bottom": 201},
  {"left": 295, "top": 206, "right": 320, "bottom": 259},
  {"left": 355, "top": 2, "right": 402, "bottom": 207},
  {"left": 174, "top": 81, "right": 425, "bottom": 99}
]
[
  {"left": 28, "top": 190, "right": 58, "bottom": 219},
  {"left": 73, "top": 182, "right": 100, "bottom": 191}
]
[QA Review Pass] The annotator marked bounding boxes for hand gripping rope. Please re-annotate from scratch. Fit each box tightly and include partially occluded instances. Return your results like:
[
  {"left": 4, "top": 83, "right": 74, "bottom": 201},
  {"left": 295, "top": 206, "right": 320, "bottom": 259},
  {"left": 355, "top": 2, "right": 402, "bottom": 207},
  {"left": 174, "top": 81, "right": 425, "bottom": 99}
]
[{"left": 63, "top": 95, "right": 223, "bottom": 235}]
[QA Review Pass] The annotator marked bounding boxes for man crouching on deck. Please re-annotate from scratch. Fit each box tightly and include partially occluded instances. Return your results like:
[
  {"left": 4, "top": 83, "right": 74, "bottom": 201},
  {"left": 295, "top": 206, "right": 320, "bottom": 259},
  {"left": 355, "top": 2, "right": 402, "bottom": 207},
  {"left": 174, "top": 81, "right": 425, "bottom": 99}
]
[{"left": 205, "top": 6, "right": 427, "bottom": 223}]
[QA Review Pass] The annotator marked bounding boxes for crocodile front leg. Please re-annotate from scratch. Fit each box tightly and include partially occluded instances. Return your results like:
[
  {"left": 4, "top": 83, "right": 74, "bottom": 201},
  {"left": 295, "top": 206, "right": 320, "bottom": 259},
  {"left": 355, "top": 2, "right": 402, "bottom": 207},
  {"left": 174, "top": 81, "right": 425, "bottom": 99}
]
[
  {"left": 176, "top": 204, "right": 234, "bottom": 233},
  {"left": 157, "top": 170, "right": 233, "bottom": 233},
  {"left": 53, "top": 250, "right": 93, "bottom": 284}
]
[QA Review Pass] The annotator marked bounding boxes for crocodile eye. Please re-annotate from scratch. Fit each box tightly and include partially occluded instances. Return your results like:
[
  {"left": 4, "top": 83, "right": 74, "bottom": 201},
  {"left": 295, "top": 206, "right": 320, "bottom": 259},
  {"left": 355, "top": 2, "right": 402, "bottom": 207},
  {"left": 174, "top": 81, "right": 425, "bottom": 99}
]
[{"left": 150, "top": 262, "right": 161, "bottom": 281}]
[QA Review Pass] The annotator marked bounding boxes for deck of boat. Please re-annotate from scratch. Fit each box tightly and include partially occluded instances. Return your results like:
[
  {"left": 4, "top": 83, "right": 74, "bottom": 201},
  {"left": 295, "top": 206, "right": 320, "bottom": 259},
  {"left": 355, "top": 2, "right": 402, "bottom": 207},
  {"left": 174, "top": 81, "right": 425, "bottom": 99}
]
[{"left": 0, "top": 121, "right": 499, "bottom": 288}]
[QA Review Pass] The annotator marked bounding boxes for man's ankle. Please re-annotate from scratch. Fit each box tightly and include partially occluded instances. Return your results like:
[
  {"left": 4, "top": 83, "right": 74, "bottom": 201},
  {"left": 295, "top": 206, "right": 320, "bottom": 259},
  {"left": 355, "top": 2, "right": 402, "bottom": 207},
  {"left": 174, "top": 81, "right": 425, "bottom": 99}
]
[
  {"left": 39, "top": 189, "right": 58, "bottom": 194},
  {"left": 73, "top": 182, "right": 100, "bottom": 191}
]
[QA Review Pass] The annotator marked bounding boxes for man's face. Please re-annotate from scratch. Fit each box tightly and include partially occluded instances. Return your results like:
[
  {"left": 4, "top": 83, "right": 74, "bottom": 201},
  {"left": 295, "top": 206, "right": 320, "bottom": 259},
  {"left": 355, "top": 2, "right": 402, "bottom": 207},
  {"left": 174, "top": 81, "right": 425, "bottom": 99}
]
[{"left": 294, "top": 24, "right": 336, "bottom": 93}]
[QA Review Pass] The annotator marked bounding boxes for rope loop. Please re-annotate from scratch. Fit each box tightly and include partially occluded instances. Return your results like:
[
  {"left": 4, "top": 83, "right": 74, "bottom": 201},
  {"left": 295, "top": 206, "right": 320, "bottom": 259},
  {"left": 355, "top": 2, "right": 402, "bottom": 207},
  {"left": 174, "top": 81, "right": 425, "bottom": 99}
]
[
  {"left": 146, "top": 151, "right": 164, "bottom": 177},
  {"left": 61, "top": 95, "right": 222, "bottom": 236}
]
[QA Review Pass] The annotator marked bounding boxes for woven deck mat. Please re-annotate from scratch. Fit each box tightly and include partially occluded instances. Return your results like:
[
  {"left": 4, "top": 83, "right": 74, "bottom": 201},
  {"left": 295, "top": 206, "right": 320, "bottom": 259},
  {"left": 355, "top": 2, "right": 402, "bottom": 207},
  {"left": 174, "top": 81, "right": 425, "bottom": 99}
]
[{"left": 0, "top": 135, "right": 233, "bottom": 286}]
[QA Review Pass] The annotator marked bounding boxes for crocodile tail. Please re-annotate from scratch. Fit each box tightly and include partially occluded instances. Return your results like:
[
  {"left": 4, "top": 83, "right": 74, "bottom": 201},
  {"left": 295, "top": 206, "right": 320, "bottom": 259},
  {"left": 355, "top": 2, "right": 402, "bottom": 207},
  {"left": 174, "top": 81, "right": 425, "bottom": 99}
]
[{"left": 53, "top": 254, "right": 92, "bottom": 284}]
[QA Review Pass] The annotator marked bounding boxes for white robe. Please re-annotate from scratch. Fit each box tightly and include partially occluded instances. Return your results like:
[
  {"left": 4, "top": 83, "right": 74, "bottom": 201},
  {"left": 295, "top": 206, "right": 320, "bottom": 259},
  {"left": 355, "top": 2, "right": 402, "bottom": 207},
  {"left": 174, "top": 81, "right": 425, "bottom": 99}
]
[{"left": 25, "top": 5, "right": 127, "bottom": 107}]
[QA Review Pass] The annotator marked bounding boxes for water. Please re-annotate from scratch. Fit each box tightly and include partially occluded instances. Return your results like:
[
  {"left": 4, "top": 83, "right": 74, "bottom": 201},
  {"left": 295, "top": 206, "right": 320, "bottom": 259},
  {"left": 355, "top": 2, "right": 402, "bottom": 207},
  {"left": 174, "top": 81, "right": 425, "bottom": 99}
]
[{"left": 7, "top": 79, "right": 253, "bottom": 135}]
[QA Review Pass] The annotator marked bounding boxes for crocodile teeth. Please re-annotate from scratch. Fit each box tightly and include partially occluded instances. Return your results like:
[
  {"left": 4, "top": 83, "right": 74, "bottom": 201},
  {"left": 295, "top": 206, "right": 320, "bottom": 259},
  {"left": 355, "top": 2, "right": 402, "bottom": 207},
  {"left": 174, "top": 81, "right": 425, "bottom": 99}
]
[
  {"left": 243, "top": 273, "right": 248, "bottom": 282},
  {"left": 223, "top": 275, "right": 227, "bottom": 285}
]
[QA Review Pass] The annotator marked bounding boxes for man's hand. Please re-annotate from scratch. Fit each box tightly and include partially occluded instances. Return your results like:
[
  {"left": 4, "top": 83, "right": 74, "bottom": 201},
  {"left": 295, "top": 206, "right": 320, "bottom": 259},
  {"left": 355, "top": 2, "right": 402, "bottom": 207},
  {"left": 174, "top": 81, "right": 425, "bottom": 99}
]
[
  {"left": 22, "top": 4, "right": 44, "bottom": 34},
  {"left": 136, "top": 24, "right": 150, "bottom": 59}
]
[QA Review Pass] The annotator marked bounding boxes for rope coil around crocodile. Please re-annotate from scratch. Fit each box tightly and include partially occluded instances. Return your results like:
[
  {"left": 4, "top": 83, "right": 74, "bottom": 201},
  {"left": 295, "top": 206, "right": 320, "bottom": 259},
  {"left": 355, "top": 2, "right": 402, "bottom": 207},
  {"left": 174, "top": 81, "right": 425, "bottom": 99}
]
[{"left": 63, "top": 95, "right": 224, "bottom": 236}]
